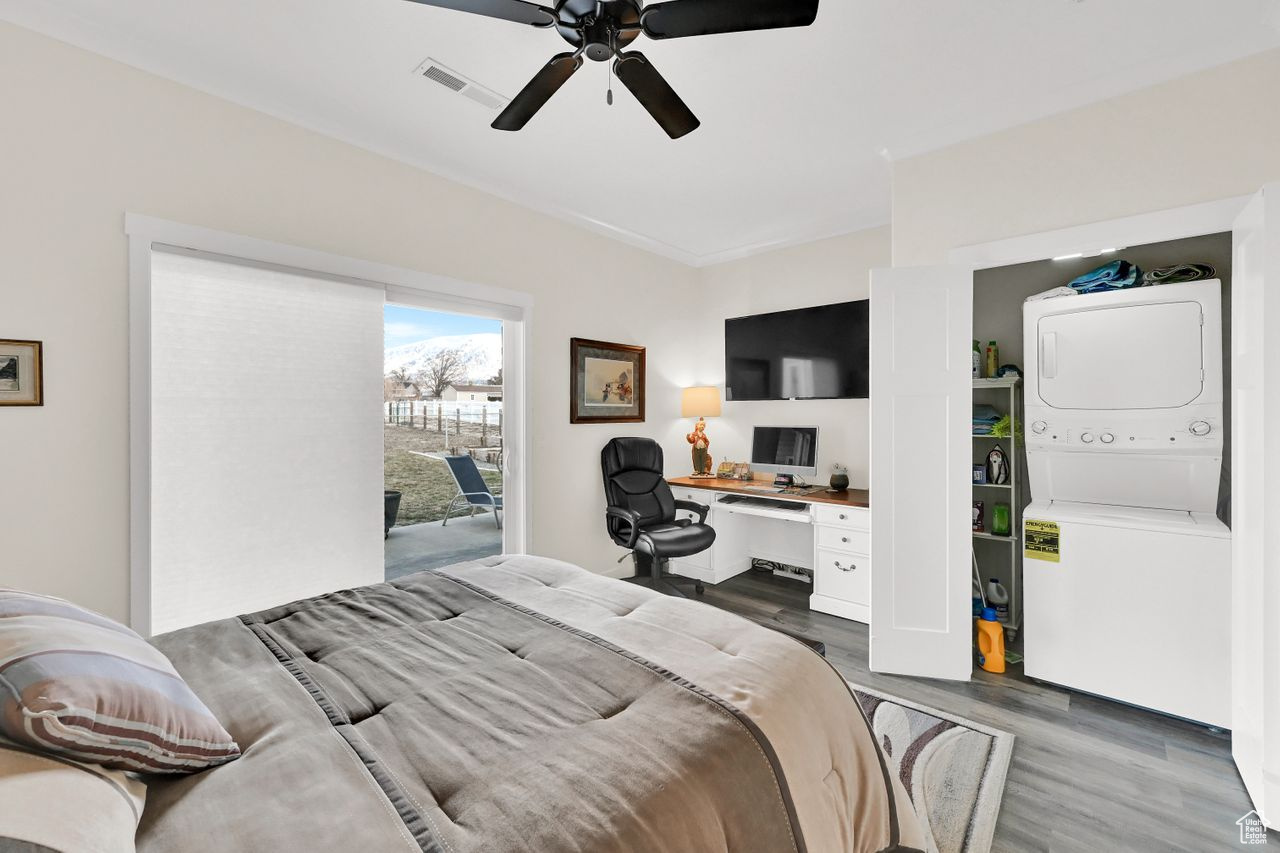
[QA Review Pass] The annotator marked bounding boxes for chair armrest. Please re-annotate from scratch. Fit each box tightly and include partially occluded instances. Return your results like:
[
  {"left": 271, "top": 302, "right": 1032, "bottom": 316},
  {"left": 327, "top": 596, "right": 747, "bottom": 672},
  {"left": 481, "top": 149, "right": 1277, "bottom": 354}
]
[
  {"left": 606, "top": 506, "right": 643, "bottom": 549},
  {"left": 674, "top": 499, "right": 710, "bottom": 525}
]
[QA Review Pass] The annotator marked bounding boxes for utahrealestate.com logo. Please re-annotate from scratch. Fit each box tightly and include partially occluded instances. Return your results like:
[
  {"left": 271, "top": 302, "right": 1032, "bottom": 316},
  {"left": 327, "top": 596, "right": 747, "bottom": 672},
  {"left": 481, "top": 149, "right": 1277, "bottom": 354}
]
[{"left": 1238, "top": 810, "right": 1268, "bottom": 845}]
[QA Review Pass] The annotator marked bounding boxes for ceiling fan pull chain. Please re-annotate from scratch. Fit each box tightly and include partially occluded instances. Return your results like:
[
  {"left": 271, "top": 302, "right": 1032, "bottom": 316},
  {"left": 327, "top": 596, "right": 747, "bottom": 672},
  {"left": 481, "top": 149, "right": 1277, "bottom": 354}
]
[{"left": 606, "top": 24, "right": 615, "bottom": 106}]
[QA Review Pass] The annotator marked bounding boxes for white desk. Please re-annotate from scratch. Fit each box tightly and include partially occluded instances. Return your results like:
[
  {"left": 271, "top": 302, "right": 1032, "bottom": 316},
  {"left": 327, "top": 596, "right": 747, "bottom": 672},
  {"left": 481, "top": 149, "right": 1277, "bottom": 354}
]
[{"left": 666, "top": 477, "right": 872, "bottom": 624}]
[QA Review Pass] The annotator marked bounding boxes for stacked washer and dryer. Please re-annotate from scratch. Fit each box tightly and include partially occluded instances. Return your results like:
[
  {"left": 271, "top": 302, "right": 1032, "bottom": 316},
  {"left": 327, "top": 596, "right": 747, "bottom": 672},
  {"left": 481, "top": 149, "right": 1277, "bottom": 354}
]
[{"left": 1021, "top": 279, "right": 1230, "bottom": 728}]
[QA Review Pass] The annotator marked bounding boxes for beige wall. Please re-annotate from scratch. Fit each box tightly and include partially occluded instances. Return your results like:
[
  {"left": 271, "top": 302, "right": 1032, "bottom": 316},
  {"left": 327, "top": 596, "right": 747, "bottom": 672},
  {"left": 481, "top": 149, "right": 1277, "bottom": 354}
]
[
  {"left": 893, "top": 48, "right": 1280, "bottom": 266},
  {"left": 10, "top": 23, "right": 1276, "bottom": 624},
  {"left": 693, "top": 228, "right": 890, "bottom": 490},
  {"left": 0, "top": 23, "right": 702, "bottom": 622}
]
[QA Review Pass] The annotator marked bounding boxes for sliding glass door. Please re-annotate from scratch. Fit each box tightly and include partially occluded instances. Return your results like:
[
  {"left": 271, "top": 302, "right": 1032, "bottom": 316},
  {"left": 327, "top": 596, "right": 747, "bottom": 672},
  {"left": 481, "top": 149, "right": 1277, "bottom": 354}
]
[
  {"left": 129, "top": 216, "right": 532, "bottom": 636},
  {"left": 148, "top": 249, "right": 386, "bottom": 633},
  {"left": 382, "top": 304, "right": 505, "bottom": 580}
]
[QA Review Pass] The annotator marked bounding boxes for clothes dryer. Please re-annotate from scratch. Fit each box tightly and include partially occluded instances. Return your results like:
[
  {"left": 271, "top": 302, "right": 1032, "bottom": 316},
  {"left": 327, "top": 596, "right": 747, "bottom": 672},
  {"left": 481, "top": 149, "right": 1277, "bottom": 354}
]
[{"left": 1023, "top": 280, "right": 1223, "bottom": 512}]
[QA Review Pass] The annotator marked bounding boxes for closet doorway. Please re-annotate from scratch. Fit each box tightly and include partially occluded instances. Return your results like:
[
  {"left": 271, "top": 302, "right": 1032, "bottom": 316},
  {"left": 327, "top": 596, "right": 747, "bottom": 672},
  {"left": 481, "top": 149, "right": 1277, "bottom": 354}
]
[{"left": 870, "top": 188, "right": 1280, "bottom": 827}]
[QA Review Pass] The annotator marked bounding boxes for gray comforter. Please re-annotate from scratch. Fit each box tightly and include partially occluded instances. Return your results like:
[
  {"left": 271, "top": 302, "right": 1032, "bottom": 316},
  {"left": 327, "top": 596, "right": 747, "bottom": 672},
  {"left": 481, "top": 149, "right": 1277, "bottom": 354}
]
[{"left": 139, "top": 556, "right": 923, "bottom": 853}]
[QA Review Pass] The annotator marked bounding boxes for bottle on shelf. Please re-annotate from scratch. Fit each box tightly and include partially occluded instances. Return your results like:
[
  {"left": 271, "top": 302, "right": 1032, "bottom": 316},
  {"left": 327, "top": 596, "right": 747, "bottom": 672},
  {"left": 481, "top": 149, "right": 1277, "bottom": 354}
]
[
  {"left": 976, "top": 608, "right": 1006, "bottom": 673},
  {"left": 992, "top": 502, "right": 1011, "bottom": 536},
  {"left": 972, "top": 339, "right": 981, "bottom": 378},
  {"left": 985, "top": 340, "right": 999, "bottom": 378},
  {"left": 985, "top": 578, "right": 1009, "bottom": 623}
]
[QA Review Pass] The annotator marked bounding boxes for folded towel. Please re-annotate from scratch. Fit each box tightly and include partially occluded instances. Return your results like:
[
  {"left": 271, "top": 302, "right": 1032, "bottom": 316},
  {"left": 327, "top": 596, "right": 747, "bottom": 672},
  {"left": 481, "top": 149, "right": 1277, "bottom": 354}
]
[
  {"left": 1068, "top": 260, "right": 1141, "bottom": 294},
  {"left": 1141, "top": 263, "right": 1216, "bottom": 286},
  {"left": 1025, "top": 286, "right": 1077, "bottom": 302},
  {"left": 973, "top": 405, "right": 1001, "bottom": 425}
]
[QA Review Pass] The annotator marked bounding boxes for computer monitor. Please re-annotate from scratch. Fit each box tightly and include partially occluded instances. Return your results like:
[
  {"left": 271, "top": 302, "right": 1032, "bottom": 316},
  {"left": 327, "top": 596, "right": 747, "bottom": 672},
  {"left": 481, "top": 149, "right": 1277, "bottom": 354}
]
[{"left": 750, "top": 426, "right": 819, "bottom": 477}]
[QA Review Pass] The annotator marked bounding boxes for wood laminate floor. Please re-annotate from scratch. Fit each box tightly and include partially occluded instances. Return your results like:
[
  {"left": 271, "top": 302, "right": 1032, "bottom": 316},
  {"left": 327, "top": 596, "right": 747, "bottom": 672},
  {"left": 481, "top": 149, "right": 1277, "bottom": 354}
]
[{"left": 696, "top": 569, "right": 1274, "bottom": 853}]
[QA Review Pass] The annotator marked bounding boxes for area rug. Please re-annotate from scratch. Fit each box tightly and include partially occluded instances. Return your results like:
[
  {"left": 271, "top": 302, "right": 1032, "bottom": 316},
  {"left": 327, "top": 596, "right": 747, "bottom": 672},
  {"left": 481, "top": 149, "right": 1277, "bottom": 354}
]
[{"left": 850, "top": 683, "right": 1014, "bottom": 853}]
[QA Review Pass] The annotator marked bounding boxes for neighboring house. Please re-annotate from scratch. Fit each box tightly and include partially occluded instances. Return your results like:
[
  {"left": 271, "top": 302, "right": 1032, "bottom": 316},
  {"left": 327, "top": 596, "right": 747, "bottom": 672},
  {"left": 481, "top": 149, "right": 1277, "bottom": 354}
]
[
  {"left": 384, "top": 379, "right": 423, "bottom": 401},
  {"left": 441, "top": 383, "right": 502, "bottom": 402}
]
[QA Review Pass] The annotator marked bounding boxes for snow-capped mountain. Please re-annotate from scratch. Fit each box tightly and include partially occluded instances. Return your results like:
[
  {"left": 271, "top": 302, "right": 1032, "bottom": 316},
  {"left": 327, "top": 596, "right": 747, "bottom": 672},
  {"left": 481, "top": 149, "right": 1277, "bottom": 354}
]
[{"left": 384, "top": 333, "right": 502, "bottom": 383}]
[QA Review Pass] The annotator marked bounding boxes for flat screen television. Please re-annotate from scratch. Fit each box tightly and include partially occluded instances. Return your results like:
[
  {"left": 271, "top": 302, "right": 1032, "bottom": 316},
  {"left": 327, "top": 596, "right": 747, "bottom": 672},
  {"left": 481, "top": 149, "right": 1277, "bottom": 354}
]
[{"left": 725, "top": 300, "right": 869, "bottom": 401}]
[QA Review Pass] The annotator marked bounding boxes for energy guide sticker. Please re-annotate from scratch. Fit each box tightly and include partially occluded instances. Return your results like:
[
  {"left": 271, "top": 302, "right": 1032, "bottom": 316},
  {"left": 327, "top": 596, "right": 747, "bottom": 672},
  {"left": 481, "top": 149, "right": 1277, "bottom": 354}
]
[{"left": 1024, "top": 520, "right": 1060, "bottom": 563}]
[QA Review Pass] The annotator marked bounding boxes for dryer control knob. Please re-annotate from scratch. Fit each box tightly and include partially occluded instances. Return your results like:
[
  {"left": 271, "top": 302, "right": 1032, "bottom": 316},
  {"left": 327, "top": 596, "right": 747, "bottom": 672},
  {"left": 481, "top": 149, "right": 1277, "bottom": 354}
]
[
  {"left": 1080, "top": 432, "right": 1095, "bottom": 444},
  {"left": 1031, "top": 421, "right": 1048, "bottom": 434},
  {"left": 1100, "top": 433, "right": 1115, "bottom": 444},
  {"left": 1189, "top": 420, "right": 1212, "bottom": 436}
]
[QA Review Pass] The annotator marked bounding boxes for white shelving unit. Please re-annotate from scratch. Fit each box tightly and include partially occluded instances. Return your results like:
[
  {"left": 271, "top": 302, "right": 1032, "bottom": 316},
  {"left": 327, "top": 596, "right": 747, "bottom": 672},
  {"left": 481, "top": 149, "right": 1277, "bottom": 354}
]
[{"left": 972, "top": 376, "right": 1023, "bottom": 641}]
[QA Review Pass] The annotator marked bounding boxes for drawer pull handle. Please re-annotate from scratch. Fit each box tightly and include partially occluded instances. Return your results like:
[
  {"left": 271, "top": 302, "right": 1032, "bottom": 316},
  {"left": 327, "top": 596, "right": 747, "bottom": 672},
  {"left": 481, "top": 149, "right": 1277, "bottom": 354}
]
[
  {"left": 841, "top": 536, "right": 849, "bottom": 543},
  {"left": 839, "top": 513, "right": 847, "bottom": 520},
  {"left": 834, "top": 561, "right": 857, "bottom": 572}
]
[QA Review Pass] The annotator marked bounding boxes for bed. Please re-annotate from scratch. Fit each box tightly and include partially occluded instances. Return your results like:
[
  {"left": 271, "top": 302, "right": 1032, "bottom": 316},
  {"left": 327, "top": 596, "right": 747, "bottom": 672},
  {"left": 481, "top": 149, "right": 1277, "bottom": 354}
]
[{"left": 137, "top": 555, "right": 924, "bottom": 853}]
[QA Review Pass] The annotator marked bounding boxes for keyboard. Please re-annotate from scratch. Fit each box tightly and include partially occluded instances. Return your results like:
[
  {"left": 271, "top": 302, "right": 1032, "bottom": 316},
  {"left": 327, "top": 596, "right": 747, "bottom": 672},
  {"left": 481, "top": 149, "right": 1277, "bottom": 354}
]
[{"left": 718, "top": 495, "right": 809, "bottom": 512}]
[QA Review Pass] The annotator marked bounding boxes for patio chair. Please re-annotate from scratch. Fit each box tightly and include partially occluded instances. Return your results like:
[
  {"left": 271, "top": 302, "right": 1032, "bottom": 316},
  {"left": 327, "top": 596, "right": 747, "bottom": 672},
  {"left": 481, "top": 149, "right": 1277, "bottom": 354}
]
[{"left": 442, "top": 454, "right": 502, "bottom": 529}]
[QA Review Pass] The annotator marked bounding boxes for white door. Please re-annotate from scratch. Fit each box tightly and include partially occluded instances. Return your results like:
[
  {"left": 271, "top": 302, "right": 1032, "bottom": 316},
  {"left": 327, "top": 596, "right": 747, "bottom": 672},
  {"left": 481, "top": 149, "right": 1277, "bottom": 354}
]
[
  {"left": 870, "top": 267, "right": 973, "bottom": 680},
  {"left": 1232, "top": 184, "right": 1280, "bottom": 828}
]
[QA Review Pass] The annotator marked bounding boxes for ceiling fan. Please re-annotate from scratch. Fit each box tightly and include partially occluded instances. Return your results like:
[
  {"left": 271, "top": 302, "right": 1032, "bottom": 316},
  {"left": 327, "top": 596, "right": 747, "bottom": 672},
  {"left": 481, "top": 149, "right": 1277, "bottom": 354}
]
[{"left": 404, "top": 0, "right": 820, "bottom": 139}]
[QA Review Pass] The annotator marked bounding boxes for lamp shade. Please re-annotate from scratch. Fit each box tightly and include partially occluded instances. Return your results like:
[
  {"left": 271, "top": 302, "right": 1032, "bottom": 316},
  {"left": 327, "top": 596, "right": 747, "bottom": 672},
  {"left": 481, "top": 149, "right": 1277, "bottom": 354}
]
[{"left": 681, "top": 386, "right": 722, "bottom": 418}]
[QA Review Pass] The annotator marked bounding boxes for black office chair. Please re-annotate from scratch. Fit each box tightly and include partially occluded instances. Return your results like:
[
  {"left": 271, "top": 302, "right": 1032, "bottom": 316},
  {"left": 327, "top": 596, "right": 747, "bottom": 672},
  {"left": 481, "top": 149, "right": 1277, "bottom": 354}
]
[{"left": 601, "top": 437, "right": 716, "bottom": 598}]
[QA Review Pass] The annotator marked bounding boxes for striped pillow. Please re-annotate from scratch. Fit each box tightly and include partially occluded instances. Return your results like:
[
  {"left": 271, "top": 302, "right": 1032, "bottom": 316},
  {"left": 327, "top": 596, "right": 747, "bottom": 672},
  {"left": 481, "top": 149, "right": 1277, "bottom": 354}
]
[{"left": 0, "top": 589, "right": 240, "bottom": 774}]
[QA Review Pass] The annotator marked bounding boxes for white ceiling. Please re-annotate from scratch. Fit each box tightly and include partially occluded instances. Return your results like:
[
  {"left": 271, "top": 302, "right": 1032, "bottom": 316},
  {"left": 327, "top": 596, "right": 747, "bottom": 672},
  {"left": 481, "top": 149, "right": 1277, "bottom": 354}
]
[{"left": 4, "top": 0, "right": 1279, "bottom": 265}]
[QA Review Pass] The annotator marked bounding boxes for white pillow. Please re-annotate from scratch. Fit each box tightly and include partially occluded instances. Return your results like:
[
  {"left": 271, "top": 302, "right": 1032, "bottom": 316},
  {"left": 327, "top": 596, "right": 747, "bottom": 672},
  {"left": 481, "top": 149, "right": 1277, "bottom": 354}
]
[{"left": 0, "top": 736, "right": 145, "bottom": 853}]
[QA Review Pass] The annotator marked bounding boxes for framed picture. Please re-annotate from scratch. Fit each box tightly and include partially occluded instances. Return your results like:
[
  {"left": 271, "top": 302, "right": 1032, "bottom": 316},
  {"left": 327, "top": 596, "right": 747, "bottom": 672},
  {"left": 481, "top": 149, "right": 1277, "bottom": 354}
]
[
  {"left": 0, "top": 339, "right": 43, "bottom": 407},
  {"left": 570, "top": 338, "right": 645, "bottom": 424}
]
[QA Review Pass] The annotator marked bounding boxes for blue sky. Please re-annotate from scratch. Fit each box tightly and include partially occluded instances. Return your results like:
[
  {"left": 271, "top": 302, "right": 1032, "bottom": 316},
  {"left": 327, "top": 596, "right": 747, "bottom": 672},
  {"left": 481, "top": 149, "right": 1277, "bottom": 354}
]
[{"left": 384, "top": 305, "right": 501, "bottom": 349}]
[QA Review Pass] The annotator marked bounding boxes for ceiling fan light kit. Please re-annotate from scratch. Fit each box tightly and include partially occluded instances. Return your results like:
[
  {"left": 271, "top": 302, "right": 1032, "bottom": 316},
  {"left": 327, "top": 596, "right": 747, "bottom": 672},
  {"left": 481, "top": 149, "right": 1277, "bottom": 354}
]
[{"left": 405, "top": 0, "right": 819, "bottom": 138}]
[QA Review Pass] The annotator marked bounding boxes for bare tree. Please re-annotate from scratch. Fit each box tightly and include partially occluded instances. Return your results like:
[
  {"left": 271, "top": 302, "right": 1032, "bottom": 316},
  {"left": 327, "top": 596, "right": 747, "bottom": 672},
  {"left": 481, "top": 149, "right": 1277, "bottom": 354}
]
[
  {"left": 416, "top": 346, "right": 475, "bottom": 399},
  {"left": 384, "top": 366, "right": 417, "bottom": 402}
]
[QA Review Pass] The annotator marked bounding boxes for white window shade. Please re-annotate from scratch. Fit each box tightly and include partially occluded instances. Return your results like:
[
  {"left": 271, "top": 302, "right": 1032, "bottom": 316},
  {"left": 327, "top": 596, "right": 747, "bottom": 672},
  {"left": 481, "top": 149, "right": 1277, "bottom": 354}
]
[{"left": 149, "top": 249, "right": 384, "bottom": 633}]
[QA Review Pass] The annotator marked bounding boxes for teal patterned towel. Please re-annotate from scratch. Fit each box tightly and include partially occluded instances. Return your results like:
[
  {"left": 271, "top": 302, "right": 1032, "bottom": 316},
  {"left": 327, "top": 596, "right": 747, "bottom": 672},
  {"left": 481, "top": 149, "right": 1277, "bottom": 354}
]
[
  {"left": 1068, "top": 260, "right": 1141, "bottom": 294},
  {"left": 1141, "top": 263, "right": 1216, "bottom": 285}
]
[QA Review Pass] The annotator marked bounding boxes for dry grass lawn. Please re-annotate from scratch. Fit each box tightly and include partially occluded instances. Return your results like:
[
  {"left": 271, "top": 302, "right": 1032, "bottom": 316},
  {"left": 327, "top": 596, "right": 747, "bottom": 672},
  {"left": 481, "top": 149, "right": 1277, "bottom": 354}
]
[{"left": 384, "top": 423, "right": 502, "bottom": 526}]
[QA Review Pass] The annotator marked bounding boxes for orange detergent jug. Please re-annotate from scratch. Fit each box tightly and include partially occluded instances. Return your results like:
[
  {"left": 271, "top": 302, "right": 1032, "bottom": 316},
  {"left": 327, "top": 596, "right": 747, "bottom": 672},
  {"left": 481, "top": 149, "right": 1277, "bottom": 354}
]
[{"left": 976, "top": 608, "right": 1006, "bottom": 674}]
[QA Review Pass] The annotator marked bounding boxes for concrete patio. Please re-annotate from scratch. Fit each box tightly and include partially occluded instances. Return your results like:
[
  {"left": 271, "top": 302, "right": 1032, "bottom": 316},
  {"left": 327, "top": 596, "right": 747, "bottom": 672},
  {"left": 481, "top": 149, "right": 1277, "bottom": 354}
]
[{"left": 384, "top": 514, "right": 502, "bottom": 581}]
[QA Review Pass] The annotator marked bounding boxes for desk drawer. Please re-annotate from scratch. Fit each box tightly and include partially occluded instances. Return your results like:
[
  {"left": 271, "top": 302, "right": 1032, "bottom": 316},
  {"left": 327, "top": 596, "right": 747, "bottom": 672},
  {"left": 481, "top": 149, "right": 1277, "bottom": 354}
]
[
  {"left": 673, "top": 487, "right": 714, "bottom": 506},
  {"left": 816, "top": 525, "right": 870, "bottom": 553},
  {"left": 814, "top": 504, "right": 869, "bottom": 530},
  {"left": 673, "top": 488, "right": 714, "bottom": 522},
  {"left": 814, "top": 548, "right": 870, "bottom": 605}
]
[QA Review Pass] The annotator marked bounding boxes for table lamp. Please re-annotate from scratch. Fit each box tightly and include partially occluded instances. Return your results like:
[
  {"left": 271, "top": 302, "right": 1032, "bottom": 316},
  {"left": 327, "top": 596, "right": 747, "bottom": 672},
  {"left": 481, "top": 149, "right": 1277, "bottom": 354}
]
[{"left": 681, "top": 386, "right": 721, "bottom": 478}]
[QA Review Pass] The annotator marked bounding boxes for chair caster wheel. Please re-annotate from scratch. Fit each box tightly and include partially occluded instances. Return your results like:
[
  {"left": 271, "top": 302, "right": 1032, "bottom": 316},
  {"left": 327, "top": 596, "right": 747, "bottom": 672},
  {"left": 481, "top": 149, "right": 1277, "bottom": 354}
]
[{"left": 695, "top": 582, "right": 705, "bottom": 595}]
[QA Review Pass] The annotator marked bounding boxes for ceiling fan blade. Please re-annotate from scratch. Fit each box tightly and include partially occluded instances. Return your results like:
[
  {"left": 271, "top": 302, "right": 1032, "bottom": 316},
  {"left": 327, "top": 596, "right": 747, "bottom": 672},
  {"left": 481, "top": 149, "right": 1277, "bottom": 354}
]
[
  {"left": 641, "top": 0, "right": 818, "bottom": 40},
  {"left": 613, "top": 52, "right": 700, "bottom": 140},
  {"left": 492, "top": 53, "right": 583, "bottom": 131},
  {"left": 402, "top": 0, "right": 555, "bottom": 27}
]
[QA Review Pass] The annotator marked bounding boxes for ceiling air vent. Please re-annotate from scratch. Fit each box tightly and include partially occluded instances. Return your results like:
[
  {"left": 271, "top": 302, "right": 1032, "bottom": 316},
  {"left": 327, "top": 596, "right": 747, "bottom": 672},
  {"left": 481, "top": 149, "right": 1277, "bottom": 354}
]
[{"left": 413, "top": 58, "right": 508, "bottom": 112}]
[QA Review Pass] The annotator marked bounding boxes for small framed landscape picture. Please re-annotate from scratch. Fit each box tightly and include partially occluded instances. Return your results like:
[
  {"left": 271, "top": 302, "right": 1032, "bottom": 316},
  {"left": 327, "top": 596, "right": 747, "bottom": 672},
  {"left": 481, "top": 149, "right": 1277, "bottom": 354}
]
[
  {"left": 0, "top": 340, "right": 43, "bottom": 407},
  {"left": 570, "top": 338, "right": 645, "bottom": 424}
]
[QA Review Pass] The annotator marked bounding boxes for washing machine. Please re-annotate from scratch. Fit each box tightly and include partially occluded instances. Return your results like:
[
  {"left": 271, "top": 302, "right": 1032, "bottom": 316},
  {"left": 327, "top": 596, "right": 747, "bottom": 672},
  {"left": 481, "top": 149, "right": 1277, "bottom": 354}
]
[
  {"left": 1022, "top": 500, "right": 1230, "bottom": 726},
  {"left": 1022, "top": 280, "right": 1231, "bottom": 726}
]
